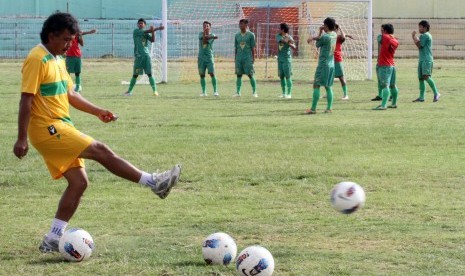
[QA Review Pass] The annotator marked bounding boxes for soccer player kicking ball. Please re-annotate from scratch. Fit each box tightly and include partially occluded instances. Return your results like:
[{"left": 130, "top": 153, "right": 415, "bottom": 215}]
[
  {"left": 124, "top": 18, "right": 164, "bottom": 96},
  {"left": 234, "top": 19, "right": 257, "bottom": 97},
  {"left": 372, "top": 24, "right": 399, "bottom": 110},
  {"left": 305, "top": 17, "right": 337, "bottom": 114},
  {"left": 198, "top": 21, "right": 219, "bottom": 97},
  {"left": 13, "top": 13, "right": 181, "bottom": 253},
  {"left": 65, "top": 29, "right": 96, "bottom": 93},
  {"left": 412, "top": 20, "right": 440, "bottom": 102},
  {"left": 276, "top": 22, "right": 296, "bottom": 99}
]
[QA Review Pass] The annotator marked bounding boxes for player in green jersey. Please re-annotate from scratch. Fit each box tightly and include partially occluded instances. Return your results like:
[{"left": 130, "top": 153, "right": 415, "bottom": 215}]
[
  {"left": 124, "top": 18, "right": 164, "bottom": 96},
  {"left": 412, "top": 20, "right": 440, "bottom": 102},
  {"left": 198, "top": 21, "right": 218, "bottom": 97},
  {"left": 305, "top": 17, "right": 337, "bottom": 114},
  {"left": 276, "top": 23, "right": 296, "bottom": 99},
  {"left": 234, "top": 19, "right": 257, "bottom": 97}
]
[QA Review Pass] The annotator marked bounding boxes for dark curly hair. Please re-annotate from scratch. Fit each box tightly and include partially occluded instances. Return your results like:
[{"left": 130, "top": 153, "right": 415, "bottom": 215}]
[{"left": 40, "top": 12, "right": 79, "bottom": 44}]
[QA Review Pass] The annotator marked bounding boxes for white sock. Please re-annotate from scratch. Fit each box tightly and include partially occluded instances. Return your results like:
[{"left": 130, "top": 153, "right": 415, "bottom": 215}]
[
  {"left": 47, "top": 218, "right": 68, "bottom": 240},
  {"left": 138, "top": 171, "right": 155, "bottom": 188}
]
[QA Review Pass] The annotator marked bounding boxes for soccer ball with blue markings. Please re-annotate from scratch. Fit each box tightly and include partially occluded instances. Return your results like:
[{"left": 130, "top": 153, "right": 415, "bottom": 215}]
[
  {"left": 59, "top": 228, "right": 94, "bottom": 262},
  {"left": 331, "top": 181, "right": 366, "bottom": 214},
  {"left": 202, "top": 232, "right": 237, "bottom": 265},
  {"left": 236, "top": 245, "right": 275, "bottom": 276}
]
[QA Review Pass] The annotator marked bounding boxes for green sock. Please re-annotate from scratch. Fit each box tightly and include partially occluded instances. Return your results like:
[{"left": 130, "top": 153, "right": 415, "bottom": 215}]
[
  {"left": 419, "top": 80, "right": 426, "bottom": 99},
  {"left": 211, "top": 76, "right": 217, "bottom": 92},
  {"left": 311, "top": 87, "right": 320, "bottom": 111},
  {"left": 128, "top": 77, "right": 137, "bottom": 93},
  {"left": 377, "top": 81, "right": 382, "bottom": 97},
  {"left": 200, "top": 77, "right": 206, "bottom": 94},
  {"left": 286, "top": 78, "right": 292, "bottom": 95},
  {"left": 426, "top": 78, "right": 438, "bottom": 95},
  {"left": 75, "top": 75, "right": 81, "bottom": 91},
  {"left": 381, "top": 87, "right": 390, "bottom": 107},
  {"left": 342, "top": 85, "right": 348, "bottom": 96},
  {"left": 325, "top": 87, "right": 334, "bottom": 110},
  {"left": 280, "top": 78, "right": 286, "bottom": 94},
  {"left": 390, "top": 86, "right": 399, "bottom": 106},
  {"left": 236, "top": 76, "right": 242, "bottom": 94},
  {"left": 149, "top": 76, "right": 157, "bottom": 92},
  {"left": 250, "top": 76, "right": 257, "bottom": 94}
]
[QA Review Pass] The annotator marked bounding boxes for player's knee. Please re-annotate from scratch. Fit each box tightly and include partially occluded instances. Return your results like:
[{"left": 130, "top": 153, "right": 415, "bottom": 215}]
[
  {"left": 75, "top": 72, "right": 81, "bottom": 77},
  {"left": 132, "top": 75, "right": 138, "bottom": 79},
  {"left": 200, "top": 75, "right": 206, "bottom": 78},
  {"left": 237, "top": 75, "right": 243, "bottom": 78},
  {"left": 209, "top": 73, "right": 215, "bottom": 77},
  {"left": 147, "top": 74, "right": 152, "bottom": 77},
  {"left": 247, "top": 74, "right": 253, "bottom": 79},
  {"left": 85, "top": 141, "right": 115, "bottom": 162},
  {"left": 422, "top": 75, "right": 430, "bottom": 80}
]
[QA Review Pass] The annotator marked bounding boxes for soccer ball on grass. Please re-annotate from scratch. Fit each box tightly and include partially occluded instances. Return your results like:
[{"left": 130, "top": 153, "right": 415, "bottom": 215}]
[
  {"left": 330, "top": 181, "right": 366, "bottom": 214},
  {"left": 202, "top": 232, "right": 237, "bottom": 265},
  {"left": 236, "top": 245, "right": 275, "bottom": 276},
  {"left": 59, "top": 228, "right": 95, "bottom": 262}
]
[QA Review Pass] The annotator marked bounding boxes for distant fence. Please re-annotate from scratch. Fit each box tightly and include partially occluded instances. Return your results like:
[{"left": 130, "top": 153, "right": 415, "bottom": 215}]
[{"left": 1, "top": 18, "right": 465, "bottom": 59}]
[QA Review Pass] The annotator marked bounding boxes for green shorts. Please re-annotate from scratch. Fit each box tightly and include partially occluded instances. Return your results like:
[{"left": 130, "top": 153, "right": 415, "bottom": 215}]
[
  {"left": 278, "top": 60, "right": 292, "bottom": 79},
  {"left": 235, "top": 58, "right": 254, "bottom": 76},
  {"left": 133, "top": 54, "right": 152, "bottom": 75},
  {"left": 334, "top": 62, "right": 344, "bottom": 78},
  {"left": 314, "top": 65, "right": 335, "bottom": 87},
  {"left": 418, "top": 60, "right": 433, "bottom": 79},
  {"left": 66, "top": 56, "right": 82, "bottom": 74},
  {"left": 378, "top": 66, "right": 396, "bottom": 87},
  {"left": 198, "top": 59, "right": 215, "bottom": 75}
]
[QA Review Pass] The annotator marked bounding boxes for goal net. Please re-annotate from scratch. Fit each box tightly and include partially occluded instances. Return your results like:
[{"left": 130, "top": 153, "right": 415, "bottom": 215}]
[{"left": 155, "top": 0, "right": 372, "bottom": 83}]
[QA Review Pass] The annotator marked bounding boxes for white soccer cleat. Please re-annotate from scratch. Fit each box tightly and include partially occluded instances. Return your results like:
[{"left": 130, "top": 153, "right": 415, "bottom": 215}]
[
  {"left": 200, "top": 93, "right": 207, "bottom": 97},
  {"left": 39, "top": 235, "right": 60, "bottom": 253},
  {"left": 213, "top": 92, "right": 219, "bottom": 97},
  {"left": 341, "top": 95, "right": 349, "bottom": 100},
  {"left": 151, "top": 165, "right": 181, "bottom": 199},
  {"left": 253, "top": 93, "right": 258, "bottom": 98}
]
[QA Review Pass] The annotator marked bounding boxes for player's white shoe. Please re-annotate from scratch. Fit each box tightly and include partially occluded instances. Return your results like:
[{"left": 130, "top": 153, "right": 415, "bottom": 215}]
[
  {"left": 213, "top": 92, "right": 219, "bottom": 97},
  {"left": 39, "top": 235, "right": 60, "bottom": 253},
  {"left": 285, "top": 94, "right": 292, "bottom": 99},
  {"left": 341, "top": 95, "right": 349, "bottom": 100},
  {"left": 253, "top": 93, "right": 258, "bottom": 98},
  {"left": 233, "top": 93, "right": 241, "bottom": 97},
  {"left": 200, "top": 93, "right": 207, "bottom": 97},
  {"left": 151, "top": 165, "right": 181, "bottom": 199}
]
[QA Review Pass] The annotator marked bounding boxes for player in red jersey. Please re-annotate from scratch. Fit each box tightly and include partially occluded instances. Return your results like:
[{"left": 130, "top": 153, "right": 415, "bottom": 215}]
[
  {"left": 66, "top": 29, "right": 97, "bottom": 93},
  {"left": 373, "top": 24, "right": 399, "bottom": 110}
]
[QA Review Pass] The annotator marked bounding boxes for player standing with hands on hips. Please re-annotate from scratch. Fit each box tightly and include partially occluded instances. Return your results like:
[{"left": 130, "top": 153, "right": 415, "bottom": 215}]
[{"left": 13, "top": 12, "right": 181, "bottom": 253}]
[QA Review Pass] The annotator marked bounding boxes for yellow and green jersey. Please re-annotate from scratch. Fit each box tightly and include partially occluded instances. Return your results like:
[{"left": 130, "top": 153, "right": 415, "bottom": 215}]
[
  {"left": 133, "top": 28, "right": 152, "bottom": 56},
  {"left": 419, "top": 32, "right": 433, "bottom": 62},
  {"left": 198, "top": 32, "right": 215, "bottom": 63},
  {"left": 21, "top": 44, "right": 74, "bottom": 141},
  {"left": 235, "top": 31, "right": 256, "bottom": 60},
  {"left": 316, "top": 31, "right": 337, "bottom": 67},
  {"left": 276, "top": 34, "right": 293, "bottom": 63}
]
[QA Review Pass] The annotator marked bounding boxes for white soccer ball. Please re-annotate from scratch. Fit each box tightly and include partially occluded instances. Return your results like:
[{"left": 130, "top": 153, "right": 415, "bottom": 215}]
[
  {"left": 236, "top": 245, "right": 275, "bottom": 276},
  {"left": 59, "top": 228, "right": 95, "bottom": 262},
  {"left": 202, "top": 232, "right": 237, "bottom": 265},
  {"left": 331, "top": 181, "right": 366, "bottom": 214}
]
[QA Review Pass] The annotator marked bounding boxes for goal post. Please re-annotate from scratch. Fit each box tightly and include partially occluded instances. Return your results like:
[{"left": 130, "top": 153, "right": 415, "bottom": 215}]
[{"left": 155, "top": 0, "right": 373, "bottom": 83}]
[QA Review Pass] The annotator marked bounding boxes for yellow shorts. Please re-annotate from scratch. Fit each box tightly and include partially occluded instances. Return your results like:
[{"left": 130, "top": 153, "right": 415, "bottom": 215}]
[{"left": 29, "top": 121, "right": 94, "bottom": 179}]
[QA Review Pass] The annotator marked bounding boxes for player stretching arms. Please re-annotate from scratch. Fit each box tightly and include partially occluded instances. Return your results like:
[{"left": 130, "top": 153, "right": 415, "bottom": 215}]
[
  {"left": 14, "top": 13, "right": 181, "bottom": 253},
  {"left": 276, "top": 22, "right": 296, "bottom": 99},
  {"left": 66, "top": 29, "right": 96, "bottom": 93},
  {"left": 334, "top": 24, "right": 353, "bottom": 100},
  {"left": 234, "top": 19, "right": 257, "bottom": 97},
  {"left": 124, "top": 18, "right": 164, "bottom": 96},
  {"left": 372, "top": 24, "right": 399, "bottom": 110},
  {"left": 305, "top": 17, "right": 337, "bottom": 114},
  {"left": 412, "top": 20, "right": 440, "bottom": 102},
  {"left": 198, "top": 21, "right": 218, "bottom": 97}
]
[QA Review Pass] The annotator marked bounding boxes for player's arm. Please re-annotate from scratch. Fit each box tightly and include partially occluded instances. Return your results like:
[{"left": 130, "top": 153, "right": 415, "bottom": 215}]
[
  {"left": 13, "top": 93, "right": 34, "bottom": 159},
  {"left": 68, "top": 91, "right": 117, "bottom": 123},
  {"left": 411, "top": 31, "right": 421, "bottom": 48},
  {"left": 81, "top": 29, "right": 97, "bottom": 36},
  {"left": 252, "top": 46, "right": 256, "bottom": 63}
]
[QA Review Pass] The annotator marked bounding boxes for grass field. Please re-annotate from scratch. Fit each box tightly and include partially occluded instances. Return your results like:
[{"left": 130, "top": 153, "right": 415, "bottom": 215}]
[{"left": 1, "top": 58, "right": 464, "bottom": 275}]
